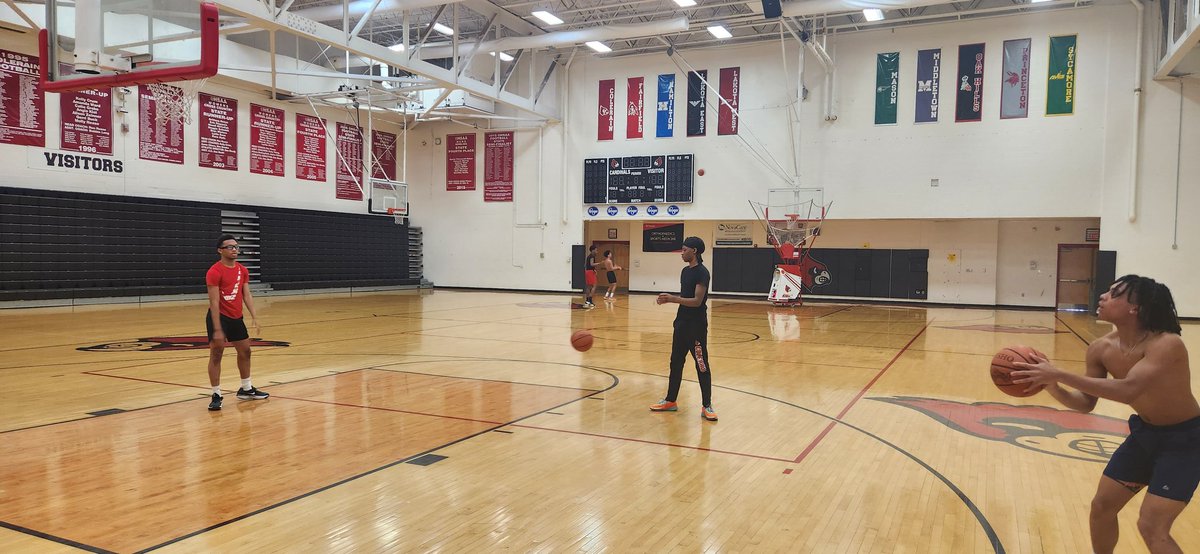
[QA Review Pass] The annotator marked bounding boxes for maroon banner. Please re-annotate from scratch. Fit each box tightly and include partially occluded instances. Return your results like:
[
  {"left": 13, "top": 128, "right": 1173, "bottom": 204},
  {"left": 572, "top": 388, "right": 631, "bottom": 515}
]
[
  {"left": 371, "top": 129, "right": 397, "bottom": 180},
  {"left": 335, "top": 122, "right": 363, "bottom": 201},
  {"left": 0, "top": 49, "right": 44, "bottom": 147},
  {"left": 446, "top": 133, "right": 476, "bottom": 191},
  {"left": 249, "top": 104, "right": 284, "bottom": 176},
  {"left": 718, "top": 67, "right": 740, "bottom": 136},
  {"left": 597, "top": 79, "right": 615, "bottom": 141},
  {"left": 198, "top": 93, "right": 237, "bottom": 171},
  {"left": 295, "top": 113, "right": 326, "bottom": 182},
  {"left": 484, "top": 131, "right": 514, "bottom": 202},
  {"left": 138, "top": 85, "right": 184, "bottom": 164},
  {"left": 60, "top": 89, "right": 112, "bottom": 155},
  {"left": 626, "top": 77, "right": 644, "bottom": 140}
]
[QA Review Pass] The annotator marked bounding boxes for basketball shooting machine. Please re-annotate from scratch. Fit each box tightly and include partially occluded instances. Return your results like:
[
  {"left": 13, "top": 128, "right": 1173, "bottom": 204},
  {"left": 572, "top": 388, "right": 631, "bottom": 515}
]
[{"left": 749, "top": 189, "right": 832, "bottom": 307}]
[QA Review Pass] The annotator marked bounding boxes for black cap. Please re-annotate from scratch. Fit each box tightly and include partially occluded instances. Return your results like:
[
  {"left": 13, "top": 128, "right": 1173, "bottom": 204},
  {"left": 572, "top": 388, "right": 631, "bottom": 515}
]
[{"left": 682, "top": 236, "right": 705, "bottom": 254}]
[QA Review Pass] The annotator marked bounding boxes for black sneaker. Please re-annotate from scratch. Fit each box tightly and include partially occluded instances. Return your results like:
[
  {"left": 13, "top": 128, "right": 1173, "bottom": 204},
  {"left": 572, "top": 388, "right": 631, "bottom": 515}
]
[
  {"left": 208, "top": 393, "right": 223, "bottom": 411},
  {"left": 236, "top": 386, "right": 269, "bottom": 400}
]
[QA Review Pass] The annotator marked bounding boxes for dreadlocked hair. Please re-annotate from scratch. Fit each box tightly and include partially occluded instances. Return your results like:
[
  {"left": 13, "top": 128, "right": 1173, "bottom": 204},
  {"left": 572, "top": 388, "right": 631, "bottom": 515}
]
[{"left": 1112, "top": 275, "right": 1182, "bottom": 335}]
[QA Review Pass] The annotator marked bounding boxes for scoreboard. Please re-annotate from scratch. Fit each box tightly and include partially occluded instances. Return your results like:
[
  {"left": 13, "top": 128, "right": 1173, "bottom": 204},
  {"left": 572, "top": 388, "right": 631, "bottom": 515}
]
[{"left": 583, "top": 154, "right": 694, "bottom": 204}]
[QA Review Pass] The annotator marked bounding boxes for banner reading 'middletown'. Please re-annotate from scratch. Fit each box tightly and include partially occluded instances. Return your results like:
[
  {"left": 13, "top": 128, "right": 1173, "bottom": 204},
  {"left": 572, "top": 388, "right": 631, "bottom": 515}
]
[
  {"left": 915, "top": 49, "right": 941, "bottom": 124},
  {"left": 955, "top": 43, "right": 986, "bottom": 122},
  {"left": 1000, "top": 38, "right": 1031, "bottom": 119},
  {"left": 1047, "top": 35, "right": 1077, "bottom": 116},
  {"left": 874, "top": 52, "right": 899, "bottom": 125}
]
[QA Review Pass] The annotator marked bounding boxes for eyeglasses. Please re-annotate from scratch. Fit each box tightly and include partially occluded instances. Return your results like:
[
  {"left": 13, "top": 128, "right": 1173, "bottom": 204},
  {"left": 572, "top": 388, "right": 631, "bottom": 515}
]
[{"left": 218, "top": 245, "right": 240, "bottom": 250}]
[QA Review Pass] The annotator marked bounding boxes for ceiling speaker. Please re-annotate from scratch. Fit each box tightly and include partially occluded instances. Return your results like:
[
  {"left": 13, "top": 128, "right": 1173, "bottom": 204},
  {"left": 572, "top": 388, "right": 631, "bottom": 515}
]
[{"left": 762, "top": 0, "right": 782, "bottom": 19}]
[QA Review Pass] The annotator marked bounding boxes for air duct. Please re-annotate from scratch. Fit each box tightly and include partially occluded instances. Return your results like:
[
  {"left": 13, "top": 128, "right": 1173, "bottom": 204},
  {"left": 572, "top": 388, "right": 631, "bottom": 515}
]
[
  {"left": 292, "top": 0, "right": 462, "bottom": 23},
  {"left": 782, "top": 0, "right": 966, "bottom": 17},
  {"left": 415, "top": 17, "right": 690, "bottom": 58}
]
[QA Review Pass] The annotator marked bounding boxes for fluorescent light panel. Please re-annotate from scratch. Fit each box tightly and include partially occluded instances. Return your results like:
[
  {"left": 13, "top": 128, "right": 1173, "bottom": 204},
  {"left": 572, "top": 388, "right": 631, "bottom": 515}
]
[
  {"left": 388, "top": 43, "right": 405, "bottom": 51},
  {"left": 585, "top": 41, "right": 612, "bottom": 53},
  {"left": 862, "top": 8, "right": 884, "bottom": 21},
  {"left": 432, "top": 22, "right": 454, "bottom": 35},
  {"left": 490, "top": 51, "right": 515, "bottom": 61},
  {"left": 1029, "top": 0, "right": 1052, "bottom": 3},
  {"left": 531, "top": 10, "right": 564, "bottom": 25},
  {"left": 706, "top": 25, "right": 732, "bottom": 39},
  {"left": 674, "top": 0, "right": 697, "bottom": 6}
]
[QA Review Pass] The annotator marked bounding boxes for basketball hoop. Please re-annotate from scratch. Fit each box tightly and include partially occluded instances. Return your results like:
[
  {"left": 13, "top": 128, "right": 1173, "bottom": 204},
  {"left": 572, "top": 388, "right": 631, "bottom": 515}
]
[{"left": 147, "top": 78, "right": 208, "bottom": 125}]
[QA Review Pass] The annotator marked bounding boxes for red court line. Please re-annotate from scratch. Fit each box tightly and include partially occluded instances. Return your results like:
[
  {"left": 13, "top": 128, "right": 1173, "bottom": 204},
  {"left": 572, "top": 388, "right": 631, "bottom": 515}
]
[
  {"left": 510, "top": 423, "right": 795, "bottom": 463},
  {"left": 791, "top": 319, "right": 933, "bottom": 464}
]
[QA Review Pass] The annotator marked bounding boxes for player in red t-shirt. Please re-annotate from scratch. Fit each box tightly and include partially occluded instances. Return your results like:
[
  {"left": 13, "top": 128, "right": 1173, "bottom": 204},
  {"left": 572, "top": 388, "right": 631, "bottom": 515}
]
[{"left": 206, "top": 234, "right": 269, "bottom": 410}]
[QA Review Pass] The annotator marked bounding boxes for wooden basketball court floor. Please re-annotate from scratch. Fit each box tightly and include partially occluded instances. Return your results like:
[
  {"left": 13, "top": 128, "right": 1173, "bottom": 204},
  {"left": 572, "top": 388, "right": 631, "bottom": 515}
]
[{"left": 1, "top": 289, "right": 1197, "bottom": 553}]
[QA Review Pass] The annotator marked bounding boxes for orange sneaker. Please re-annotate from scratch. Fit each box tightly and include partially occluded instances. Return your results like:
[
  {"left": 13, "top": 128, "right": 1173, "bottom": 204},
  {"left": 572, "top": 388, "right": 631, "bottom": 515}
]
[
  {"left": 649, "top": 400, "right": 678, "bottom": 412},
  {"left": 701, "top": 405, "right": 718, "bottom": 421}
]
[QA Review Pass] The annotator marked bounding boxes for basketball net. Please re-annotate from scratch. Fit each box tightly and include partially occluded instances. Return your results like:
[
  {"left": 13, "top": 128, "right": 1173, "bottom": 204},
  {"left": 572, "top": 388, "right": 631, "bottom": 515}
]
[{"left": 147, "top": 78, "right": 208, "bottom": 125}]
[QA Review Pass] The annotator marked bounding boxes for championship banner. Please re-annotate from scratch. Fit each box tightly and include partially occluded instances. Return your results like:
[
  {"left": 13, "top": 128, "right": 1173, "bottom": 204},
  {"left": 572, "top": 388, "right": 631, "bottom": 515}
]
[
  {"left": 597, "top": 79, "right": 615, "bottom": 141},
  {"left": 955, "top": 43, "right": 986, "bottom": 123},
  {"left": 874, "top": 53, "right": 899, "bottom": 125},
  {"left": 446, "top": 133, "right": 476, "bottom": 191},
  {"left": 656, "top": 74, "right": 675, "bottom": 138},
  {"left": 717, "top": 67, "right": 740, "bottom": 135},
  {"left": 139, "top": 85, "right": 183, "bottom": 164},
  {"left": 198, "top": 93, "right": 237, "bottom": 171},
  {"left": 686, "top": 70, "right": 707, "bottom": 137},
  {"left": 1000, "top": 38, "right": 1031, "bottom": 119},
  {"left": 334, "top": 122, "right": 363, "bottom": 201},
  {"left": 295, "top": 113, "right": 326, "bottom": 182},
  {"left": 249, "top": 104, "right": 284, "bottom": 176},
  {"left": 0, "top": 49, "right": 44, "bottom": 147},
  {"left": 1047, "top": 35, "right": 1077, "bottom": 116},
  {"left": 914, "top": 49, "right": 941, "bottom": 123},
  {"left": 60, "top": 90, "right": 112, "bottom": 155},
  {"left": 483, "top": 131, "right": 514, "bottom": 202},
  {"left": 371, "top": 129, "right": 397, "bottom": 180},
  {"left": 626, "top": 77, "right": 644, "bottom": 139}
]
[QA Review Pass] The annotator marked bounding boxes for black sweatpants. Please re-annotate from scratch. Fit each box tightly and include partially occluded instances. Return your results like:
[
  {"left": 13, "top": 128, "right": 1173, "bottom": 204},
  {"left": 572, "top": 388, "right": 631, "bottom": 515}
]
[{"left": 665, "top": 317, "right": 713, "bottom": 406}]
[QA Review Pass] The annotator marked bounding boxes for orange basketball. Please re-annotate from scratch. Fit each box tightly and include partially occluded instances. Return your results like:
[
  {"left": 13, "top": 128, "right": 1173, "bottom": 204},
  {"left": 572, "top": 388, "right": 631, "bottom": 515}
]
[
  {"left": 990, "top": 345, "right": 1044, "bottom": 397},
  {"left": 571, "top": 330, "right": 594, "bottom": 352}
]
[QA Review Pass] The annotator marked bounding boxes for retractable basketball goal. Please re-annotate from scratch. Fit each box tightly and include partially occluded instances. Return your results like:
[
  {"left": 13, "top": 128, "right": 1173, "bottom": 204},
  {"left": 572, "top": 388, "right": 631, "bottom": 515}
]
[{"left": 749, "top": 189, "right": 832, "bottom": 306}]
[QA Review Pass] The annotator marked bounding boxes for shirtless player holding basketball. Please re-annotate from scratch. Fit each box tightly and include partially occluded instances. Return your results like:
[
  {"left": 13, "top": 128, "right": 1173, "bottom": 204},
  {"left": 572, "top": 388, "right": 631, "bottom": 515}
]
[{"left": 1012, "top": 275, "right": 1199, "bottom": 554}]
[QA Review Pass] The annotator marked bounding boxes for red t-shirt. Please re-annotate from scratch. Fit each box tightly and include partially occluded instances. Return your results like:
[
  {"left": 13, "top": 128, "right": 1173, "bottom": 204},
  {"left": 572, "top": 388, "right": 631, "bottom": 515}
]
[{"left": 206, "top": 262, "right": 249, "bottom": 319}]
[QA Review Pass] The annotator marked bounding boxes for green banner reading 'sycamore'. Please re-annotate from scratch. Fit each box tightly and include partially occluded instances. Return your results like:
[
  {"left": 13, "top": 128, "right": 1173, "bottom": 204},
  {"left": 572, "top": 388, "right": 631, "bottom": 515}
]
[
  {"left": 875, "top": 52, "right": 899, "bottom": 125},
  {"left": 1046, "top": 35, "right": 1077, "bottom": 116}
]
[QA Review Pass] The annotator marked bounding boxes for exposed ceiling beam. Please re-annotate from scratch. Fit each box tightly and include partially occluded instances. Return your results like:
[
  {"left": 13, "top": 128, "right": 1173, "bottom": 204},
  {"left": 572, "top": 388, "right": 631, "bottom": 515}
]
[{"left": 207, "top": 0, "right": 559, "bottom": 121}]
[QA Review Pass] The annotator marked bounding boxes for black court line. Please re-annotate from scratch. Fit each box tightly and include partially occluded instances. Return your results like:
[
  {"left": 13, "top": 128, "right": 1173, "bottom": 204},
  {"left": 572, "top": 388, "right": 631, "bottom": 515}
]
[
  {"left": 1055, "top": 314, "right": 1093, "bottom": 347},
  {"left": 0, "top": 520, "right": 114, "bottom": 554}
]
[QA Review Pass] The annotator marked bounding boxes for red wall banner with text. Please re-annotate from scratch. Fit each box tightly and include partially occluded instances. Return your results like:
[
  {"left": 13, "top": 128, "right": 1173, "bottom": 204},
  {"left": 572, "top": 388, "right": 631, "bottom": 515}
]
[
  {"left": 626, "top": 77, "right": 644, "bottom": 139},
  {"left": 717, "top": 67, "right": 740, "bottom": 135},
  {"left": 335, "top": 122, "right": 363, "bottom": 200},
  {"left": 446, "top": 133, "right": 476, "bottom": 191},
  {"left": 484, "top": 131, "right": 514, "bottom": 202},
  {"left": 198, "top": 93, "right": 238, "bottom": 171},
  {"left": 60, "top": 89, "right": 112, "bottom": 155},
  {"left": 138, "top": 85, "right": 183, "bottom": 164},
  {"left": 295, "top": 113, "right": 326, "bottom": 182},
  {"left": 597, "top": 79, "right": 615, "bottom": 141},
  {"left": 0, "top": 49, "right": 44, "bottom": 147},
  {"left": 371, "top": 129, "right": 397, "bottom": 180},
  {"left": 249, "top": 104, "right": 284, "bottom": 176}
]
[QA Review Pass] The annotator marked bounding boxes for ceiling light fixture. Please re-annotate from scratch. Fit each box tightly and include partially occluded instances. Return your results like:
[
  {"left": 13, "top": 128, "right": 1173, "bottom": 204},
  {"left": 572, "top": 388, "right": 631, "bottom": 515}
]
[
  {"left": 674, "top": 0, "right": 697, "bottom": 6},
  {"left": 531, "top": 10, "right": 564, "bottom": 25},
  {"left": 706, "top": 25, "right": 732, "bottom": 39},
  {"left": 490, "top": 51, "right": 515, "bottom": 61},
  {"left": 432, "top": 22, "right": 454, "bottom": 36},
  {"left": 585, "top": 41, "right": 612, "bottom": 53},
  {"left": 862, "top": 9, "right": 884, "bottom": 21}
]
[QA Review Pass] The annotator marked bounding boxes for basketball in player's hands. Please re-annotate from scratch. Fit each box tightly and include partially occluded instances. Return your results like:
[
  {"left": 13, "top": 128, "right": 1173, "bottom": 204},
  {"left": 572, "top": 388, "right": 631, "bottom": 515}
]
[
  {"left": 571, "top": 330, "right": 593, "bottom": 352},
  {"left": 991, "top": 345, "right": 1045, "bottom": 397}
]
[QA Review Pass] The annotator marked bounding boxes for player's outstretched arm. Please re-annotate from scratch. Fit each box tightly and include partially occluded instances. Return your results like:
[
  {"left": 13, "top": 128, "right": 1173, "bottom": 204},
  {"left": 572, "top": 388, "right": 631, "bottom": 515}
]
[{"left": 1041, "top": 343, "right": 1105, "bottom": 413}]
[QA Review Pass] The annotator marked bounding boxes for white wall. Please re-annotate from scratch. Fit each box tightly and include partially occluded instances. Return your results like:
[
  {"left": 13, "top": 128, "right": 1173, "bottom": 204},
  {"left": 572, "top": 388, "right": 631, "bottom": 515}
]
[
  {"left": 1099, "top": 15, "right": 1200, "bottom": 316},
  {"left": 567, "top": 4, "right": 1138, "bottom": 221}
]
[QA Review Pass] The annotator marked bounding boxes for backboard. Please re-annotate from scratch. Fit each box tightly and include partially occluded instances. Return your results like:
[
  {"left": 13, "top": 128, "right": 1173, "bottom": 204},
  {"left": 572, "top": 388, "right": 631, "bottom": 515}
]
[
  {"left": 40, "top": 0, "right": 218, "bottom": 92},
  {"left": 368, "top": 179, "right": 409, "bottom": 218}
]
